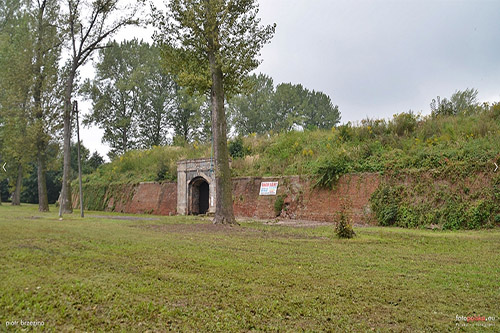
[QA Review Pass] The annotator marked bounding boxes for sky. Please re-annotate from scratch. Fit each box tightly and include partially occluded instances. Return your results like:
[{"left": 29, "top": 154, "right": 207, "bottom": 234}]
[{"left": 80, "top": 0, "right": 500, "bottom": 158}]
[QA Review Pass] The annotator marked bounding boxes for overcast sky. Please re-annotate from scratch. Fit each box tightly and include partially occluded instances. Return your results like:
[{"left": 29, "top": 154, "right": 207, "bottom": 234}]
[{"left": 80, "top": 0, "right": 500, "bottom": 158}]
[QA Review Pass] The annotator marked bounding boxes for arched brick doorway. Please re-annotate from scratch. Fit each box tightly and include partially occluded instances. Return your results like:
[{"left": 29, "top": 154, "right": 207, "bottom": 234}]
[{"left": 189, "top": 176, "right": 210, "bottom": 215}]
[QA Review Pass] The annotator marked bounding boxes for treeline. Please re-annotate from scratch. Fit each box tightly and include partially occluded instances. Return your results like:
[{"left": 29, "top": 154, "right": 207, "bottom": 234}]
[
  {"left": 0, "top": 0, "right": 141, "bottom": 210},
  {"left": 228, "top": 73, "right": 340, "bottom": 135},
  {"left": 82, "top": 40, "right": 341, "bottom": 158},
  {"left": 0, "top": 4, "right": 339, "bottom": 207}
]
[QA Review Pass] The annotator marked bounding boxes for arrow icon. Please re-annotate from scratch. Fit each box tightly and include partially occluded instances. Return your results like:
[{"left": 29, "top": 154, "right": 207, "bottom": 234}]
[
  {"left": 495, "top": 162, "right": 498, "bottom": 172},
  {"left": 2, "top": 162, "right": 5, "bottom": 172}
]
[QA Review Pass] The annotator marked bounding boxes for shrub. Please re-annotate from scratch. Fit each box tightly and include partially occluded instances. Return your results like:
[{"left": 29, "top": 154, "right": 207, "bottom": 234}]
[
  {"left": 337, "top": 123, "right": 353, "bottom": 141},
  {"left": 335, "top": 209, "right": 355, "bottom": 239},
  {"left": 313, "top": 153, "right": 350, "bottom": 188},
  {"left": 370, "top": 185, "right": 402, "bottom": 226},
  {"left": 465, "top": 200, "right": 493, "bottom": 229},
  {"left": 390, "top": 111, "right": 418, "bottom": 136},
  {"left": 229, "top": 137, "right": 250, "bottom": 159},
  {"left": 274, "top": 195, "right": 285, "bottom": 216}
]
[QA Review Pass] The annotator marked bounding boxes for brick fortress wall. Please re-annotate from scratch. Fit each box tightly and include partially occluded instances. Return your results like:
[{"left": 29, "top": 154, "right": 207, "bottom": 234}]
[
  {"left": 74, "top": 173, "right": 380, "bottom": 224},
  {"left": 232, "top": 173, "right": 380, "bottom": 223}
]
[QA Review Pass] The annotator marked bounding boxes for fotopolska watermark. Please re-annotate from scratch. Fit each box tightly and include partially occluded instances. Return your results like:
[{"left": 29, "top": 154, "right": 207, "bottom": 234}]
[
  {"left": 5, "top": 319, "right": 45, "bottom": 329},
  {"left": 455, "top": 315, "right": 496, "bottom": 328}
]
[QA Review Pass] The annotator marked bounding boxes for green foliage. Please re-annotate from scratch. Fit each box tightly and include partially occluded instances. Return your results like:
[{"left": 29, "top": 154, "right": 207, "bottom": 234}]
[
  {"left": 79, "top": 145, "right": 209, "bottom": 185},
  {"left": 228, "top": 74, "right": 340, "bottom": 136},
  {"left": 169, "top": 85, "right": 210, "bottom": 143},
  {"left": 314, "top": 153, "right": 350, "bottom": 188},
  {"left": 335, "top": 209, "right": 355, "bottom": 239},
  {"left": 431, "top": 88, "right": 480, "bottom": 116},
  {"left": 228, "top": 137, "right": 250, "bottom": 159},
  {"left": 228, "top": 73, "right": 275, "bottom": 135},
  {"left": 389, "top": 111, "right": 418, "bottom": 136},
  {"left": 21, "top": 169, "right": 61, "bottom": 204},
  {"left": 370, "top": 185, "right": 402, "bottom": 226},
  {"left": 274, "top": 195, "right": 285, "bottom": 216},
  {"left": 370, "top": 171, "right": 499, "bottom": 230},
  {"left": 153, "top": 0, "right": 275, "bottom": 96},
  {"left": 0, "top": 179, "right": 8, "bottom": 202},
  {"left": 82, "top": 40, "right": 173, "bottom": 158}
]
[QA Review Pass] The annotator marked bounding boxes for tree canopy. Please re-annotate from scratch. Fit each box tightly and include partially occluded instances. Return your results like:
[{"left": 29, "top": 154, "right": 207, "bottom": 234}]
[{"left": 228, "top": 74, "right": 341, "bottom": 135}]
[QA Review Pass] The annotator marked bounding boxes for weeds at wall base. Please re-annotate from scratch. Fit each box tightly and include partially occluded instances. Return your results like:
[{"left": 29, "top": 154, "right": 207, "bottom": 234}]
[{"left": 370, "top": 171, "right": 499, "bottom": 230}]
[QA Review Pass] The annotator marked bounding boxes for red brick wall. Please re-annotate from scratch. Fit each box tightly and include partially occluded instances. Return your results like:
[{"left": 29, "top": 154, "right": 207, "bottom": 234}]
[
  {"left": 232, "top": 173, "right": 380, "bottom": 223},
  {"left": 127, "top": 182, "right": 177, "bottom": 215},
  {"left": 76, "top": 174, "right": 380, "bottom": 223},
  {"left": 74, "top": 182, "right": 177, "bottom": 216}
]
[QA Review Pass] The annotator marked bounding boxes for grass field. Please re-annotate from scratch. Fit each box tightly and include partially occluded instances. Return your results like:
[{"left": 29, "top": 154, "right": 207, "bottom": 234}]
[{"left": 0, "top": 204, "right": 498, "bottom": 331}]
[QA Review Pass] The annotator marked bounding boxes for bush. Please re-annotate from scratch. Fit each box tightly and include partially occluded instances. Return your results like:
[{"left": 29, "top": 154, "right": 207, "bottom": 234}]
[
  {"left": 314, "top": 153, "right": 350, "bottom": 188},
  {"left": 370, "top": 185, "right": 402, "bottom": 226},
  {"left": 390, "top": 111, "right": 418, "bottom": 136},
  {"left": 274, "top": 195, "right": 285, "bottom": 217},
  {"left": 335, "top": 209, "right": 355, "bottom": 239},
  {"left": 229, "top": 137, "right": 250, "bottom": 159}
]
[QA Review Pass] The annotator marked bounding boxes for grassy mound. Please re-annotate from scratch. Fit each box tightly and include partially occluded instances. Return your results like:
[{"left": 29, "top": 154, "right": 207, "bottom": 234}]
[{"left": 77, "top": 105, "right": 500, "bottom": 228}]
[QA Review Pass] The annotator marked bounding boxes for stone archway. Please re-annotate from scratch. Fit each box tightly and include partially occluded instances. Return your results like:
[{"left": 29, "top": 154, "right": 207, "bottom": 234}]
[
  {"left": 189, "top": 176, "right": 210, "bottom": 215},
  {"left": 177, "top": 158, "right": 216, "bottom": 215}
]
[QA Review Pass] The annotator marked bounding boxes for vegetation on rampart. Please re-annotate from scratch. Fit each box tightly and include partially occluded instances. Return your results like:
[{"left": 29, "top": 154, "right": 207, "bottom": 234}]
[{"left": 76, "top": 102, "right": 500, "bottom": 228}]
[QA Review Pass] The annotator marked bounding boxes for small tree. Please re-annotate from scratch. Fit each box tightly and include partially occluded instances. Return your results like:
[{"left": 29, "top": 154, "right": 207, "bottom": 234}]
[{"left": 335, "top": 202, "right": 355, "bottom": 239}]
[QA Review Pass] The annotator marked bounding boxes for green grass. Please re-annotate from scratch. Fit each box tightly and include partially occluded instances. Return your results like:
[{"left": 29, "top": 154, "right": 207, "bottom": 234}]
[{"left": 1, "top": 204, "right": 499, "bottom": 331}]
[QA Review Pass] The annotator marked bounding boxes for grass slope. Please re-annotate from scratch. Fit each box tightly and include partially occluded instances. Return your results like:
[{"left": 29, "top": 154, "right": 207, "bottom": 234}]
[{"left": 1, "top": 205, "right": 498, "bottom": 331}]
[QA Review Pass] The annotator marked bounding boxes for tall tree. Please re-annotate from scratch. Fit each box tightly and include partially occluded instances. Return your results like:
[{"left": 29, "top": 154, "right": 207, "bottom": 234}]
[
  {"left": 302, "top": 90, "right": 340, "bottom": 130},
  {"left": 169, "top": 84, "right": 208, "bottom": 144},
  {"left": 30, "top": 0, "right": 62, "bottom": 211},
  {"left": 271, "top": 83, "right": 307, "bottom": 132},
  {"left": 59, "top": 0, "right": 140, "bottom": 214},
  {"left": 0, "top": 0, "right": 33, "bottom": 206},
  {"left": 82, "top": 40, "right": 146, "bottom": 159},
  {"left": 154, "top": 0, "right": 275, "bottom": 224},
  {"left": 134, "top": 43, "right": 174, "bottom": 148},
  {"left": 228, "top": 73, "right": 274, "bottom": 135}
]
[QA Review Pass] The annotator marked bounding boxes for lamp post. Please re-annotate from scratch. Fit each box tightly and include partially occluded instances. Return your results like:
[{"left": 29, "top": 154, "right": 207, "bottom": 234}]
[{"left": 74, "top": 101, "right": 84, "bottom": 218}]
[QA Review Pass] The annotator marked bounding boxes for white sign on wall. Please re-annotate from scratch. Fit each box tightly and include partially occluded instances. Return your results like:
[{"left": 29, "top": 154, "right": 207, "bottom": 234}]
[{"left": 259, "top": 181, "right": 279, "bottom": 196}]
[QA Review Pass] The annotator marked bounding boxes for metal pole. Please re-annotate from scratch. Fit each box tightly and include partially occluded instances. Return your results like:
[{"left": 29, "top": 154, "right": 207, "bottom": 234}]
[{"left": 74, "top": 101, "right": 84, "bottom": 218}]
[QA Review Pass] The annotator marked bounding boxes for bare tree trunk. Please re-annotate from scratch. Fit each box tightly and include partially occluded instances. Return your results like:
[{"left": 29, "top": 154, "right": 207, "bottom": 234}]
[
  {"left": 33, "top": 0, "right": 49, "bottom": 212},
  {"left": 37, "top": 152, "right": 49, "bottom": 212},
  {"left": 11, "top": 164, "right": 22, "bottom": 205},
  {"left": 60, "top": 70, "right": 75, "bottom": 214},
  {"left": 208, "top": 51, "right": 236, "bottom": 225}
]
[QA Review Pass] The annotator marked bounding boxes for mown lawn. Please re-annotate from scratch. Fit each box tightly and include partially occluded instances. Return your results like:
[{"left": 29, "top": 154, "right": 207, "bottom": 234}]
[{"left": 0, "top": 204, "right": 498, "bottom": 332}]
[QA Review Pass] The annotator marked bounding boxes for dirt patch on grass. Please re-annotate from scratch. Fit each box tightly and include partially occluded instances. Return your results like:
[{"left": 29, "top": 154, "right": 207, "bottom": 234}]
[
  {"left": 133, "top": 223, "right": 254, "bottom": 234},
  {"left": 131, "top": 223, "right": 327, "bottom": 240},
  {"left": 87, "top": 214, "right": 161, "bottom": 221},
  {"left": 262, "top": 219, "right": 334, "bottom": 228}
]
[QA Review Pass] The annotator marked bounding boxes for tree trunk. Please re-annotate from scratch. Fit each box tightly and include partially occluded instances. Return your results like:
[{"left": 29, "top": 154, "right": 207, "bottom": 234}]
[
  {"left": 11, "top": 164, "right": 23, "bottom": 206},
  {"left": 60, "top": 70, "right": 75, "bottom": 214},
  {"left": 37, "top": 152, "right": 49, "bottom": 212},
  {"left": 208, "top": 51, "right": 236, "bottom": 225},
  {"left": 33, "top": 0, "right": 49, "bottom": 212}
]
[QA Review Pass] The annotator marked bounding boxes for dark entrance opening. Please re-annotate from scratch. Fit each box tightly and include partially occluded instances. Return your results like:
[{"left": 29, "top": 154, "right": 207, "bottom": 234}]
[
  {"left": 198, "top": 181, "right": 209, "bottom": 214},
  {"left": 190, "top": 177, "right": 210, "bottom": 215}
]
